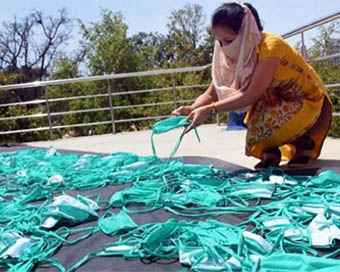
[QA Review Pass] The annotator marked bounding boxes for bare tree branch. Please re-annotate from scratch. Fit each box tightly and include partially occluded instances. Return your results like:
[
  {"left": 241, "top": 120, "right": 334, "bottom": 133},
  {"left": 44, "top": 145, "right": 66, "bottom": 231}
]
[{"left": 0, "top": 8, "right": 73, "bottom": 81}]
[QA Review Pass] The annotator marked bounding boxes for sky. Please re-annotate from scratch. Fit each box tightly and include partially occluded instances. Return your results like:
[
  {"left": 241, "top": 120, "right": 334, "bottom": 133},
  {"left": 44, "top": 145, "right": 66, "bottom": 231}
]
[{"left": 1, "top": 0, "right": 340, "bottom": 50}]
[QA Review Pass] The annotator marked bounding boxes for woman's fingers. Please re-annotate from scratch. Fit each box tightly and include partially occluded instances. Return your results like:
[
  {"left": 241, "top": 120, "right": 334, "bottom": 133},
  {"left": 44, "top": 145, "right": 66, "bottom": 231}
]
[
  {"left": 185, "top": 112, "right": 196, "bottom": 133},
  {"left": 185, "top": 106, "right": 210, "bottom": 134},
  {"left": 171, "top": 109, "right": 179, "bottom": 116},
  {"left": 186, "top": 111, "right": 193, "bottom": 121},
  {"left": 171, "top": 107, "right": 182, "bottom": 116},
  {"left": 172, "top": 106, "right": 193, "bottom": 116}
]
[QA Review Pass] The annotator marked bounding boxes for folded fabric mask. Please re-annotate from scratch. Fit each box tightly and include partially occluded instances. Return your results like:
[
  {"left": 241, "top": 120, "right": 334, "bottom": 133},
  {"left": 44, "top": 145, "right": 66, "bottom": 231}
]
[
  {"left": 151, "top": 116, "right": 200, "bottom": 158},
  {"left": 41, "top": 194, "right": 98, "bottom": 228},
  {"left": 98, "top": 210, "right": 138, "bottom": 236}
]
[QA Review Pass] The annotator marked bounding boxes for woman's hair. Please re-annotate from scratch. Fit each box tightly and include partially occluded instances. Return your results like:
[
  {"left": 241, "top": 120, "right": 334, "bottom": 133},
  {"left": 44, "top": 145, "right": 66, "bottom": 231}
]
[{"left": 211, "top": 2, "right": 263, "bottom": 33}]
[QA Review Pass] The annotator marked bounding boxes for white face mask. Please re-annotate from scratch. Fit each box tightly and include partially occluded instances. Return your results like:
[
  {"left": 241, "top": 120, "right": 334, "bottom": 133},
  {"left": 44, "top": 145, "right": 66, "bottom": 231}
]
[{"left": 220, "top": 33, "right": 243, "bottom": 60}]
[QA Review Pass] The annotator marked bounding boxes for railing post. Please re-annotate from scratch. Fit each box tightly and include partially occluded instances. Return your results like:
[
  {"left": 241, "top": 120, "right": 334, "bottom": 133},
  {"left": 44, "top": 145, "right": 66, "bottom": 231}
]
[
  {"left": 216, "top": 113, "right": 221, "bottom": 126},
  {"left": 301, "top": 32, "right": 307, "bottom": 59},
  {"left": 107, "top": 80, "right": 116, "bottom": 134},
  {"left": 45, "top": 89, "right": 53, "bottom": 139},
  {"left": 171, "top": 73, "right": 178, "bottom": 109}
]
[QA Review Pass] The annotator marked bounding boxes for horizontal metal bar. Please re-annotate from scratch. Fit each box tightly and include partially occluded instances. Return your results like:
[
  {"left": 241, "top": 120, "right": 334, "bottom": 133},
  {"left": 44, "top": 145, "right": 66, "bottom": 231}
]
[
  {"left": 53, "top": 115, "right": 170, "bottom": 129},
  {"left": 0, "top": 126, "right": 50, "bottom": 135},
  {"left": 0, "top": 94, "right": 109, "bottom": 107},
  {"left": 110, "top": 83, "right": 208, "bottom": 96},
  {"left": 51, "top": 107, "right": 110, "bottom": 116},
  {"left": 77, "top": 84, "right": 208, "bottom": 98},
  {"left": 0, "top": 99, "right": 47, "bottom": 107},
  {"left": 114, "top": 115, "right": 170, "bottom": 123},
  {"left": 57, "top": 101, "right": 174, "bottom": 115},
  {"left": 0, "top": 64, "right": 212, "bottom": 91},
  {"left": 52, "top": 116, "right": 171, "bottom": 129},
  {"left": 0, "top": 115, "right": 172, "bottom": 135},
  {"left": 113, "top": 101, "right": 173, "bottom": 110},
  {"left": 176, "top": 84, "right": 209, "bottom": 90},
  {"left": 333, "top": 112, "right": 340, "bottom": 116},
  {"left": 47, "top": 87, "right": 174, "bottom": 103},
  {"left": 50, "top": 102, "right": 174, "bottom": 117},
  {"left": 325, "top": 83, "right": 340, "bottom": 88},
  {"left": 0, "top": 112, "right": 48, "bottom": 121},
  {"left": 0, "top": 84, "right": 208, "bottom": 108},
  {"left": 309, "top": 52, "right": 340, "bottom": 62},
  {"left": 0, "top": 89, "right": 166, "bottom": 107},
  {"left": 0, "top": 101, "right": 177, "bottom": 121},
  {"left": 177, "top": 99, "right": 196, "bottom": 103},
  {"left": 282, "top": 11, "right": 340, "bottom": 39},
  {"left": 110, "top": 87, "right": 172, "bottom": 96},
  {"left": 49, "top": 93, "right": 109, "bottom": 102},
  {"left": 52, "top": 121, "right": 112, "bottom": 129}
]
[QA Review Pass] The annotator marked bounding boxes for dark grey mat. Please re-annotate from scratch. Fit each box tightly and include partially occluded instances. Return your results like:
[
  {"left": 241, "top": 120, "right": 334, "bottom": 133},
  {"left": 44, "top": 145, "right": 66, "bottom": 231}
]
[
  {"left": 1, "top": 146, "right": 340, "bottom": 271},
  {"left": 0, "top": 146, "right": 251, "bottom": 271}
]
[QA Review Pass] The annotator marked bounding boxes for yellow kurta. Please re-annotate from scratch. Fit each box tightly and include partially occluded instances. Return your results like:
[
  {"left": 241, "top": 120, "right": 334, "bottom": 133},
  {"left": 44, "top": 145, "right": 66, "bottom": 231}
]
[{"left": 244, "top": 33, "right": 332, "bottom": 161}]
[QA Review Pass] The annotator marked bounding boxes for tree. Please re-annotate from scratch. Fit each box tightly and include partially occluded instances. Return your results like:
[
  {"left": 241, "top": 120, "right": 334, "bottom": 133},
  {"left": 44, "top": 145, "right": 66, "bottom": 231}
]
[
  {"left": 309, "top": 23, "right": 340, "bottom": 137},
  {"left": 79, "top": 9, "right": 136, "bottom": 75},
  {"left": 166, "top": 3, "right": 207, "bottom": 65},
  {"left": 0, "top": 8, "right": 73, "bottom": 107},
  {"left": 0, "top": 9, "right": 74, "bottom": 142},
  {"left": 201, "top": 26, "right": 215, "bottom": 65},
  {"left": 1, "top": 4, "right": 217, "bottom": 141},
  {"left": 63, "top": 9, "right": 152, "bottom": 135},
  {"left": 147, "top": 4, "right": 212, "bottom": 122},
  {"left": 130, "top": 32, "right": 168, "bottom": 68},
  {"left": 0, "top": 71, "right": 51, "bottom": 143},
  {"left": 310, "top": 23, "right": 340, "bottom": 57},
  {"left": 0, "top": 8, "right": 73, "bottom": 81}
]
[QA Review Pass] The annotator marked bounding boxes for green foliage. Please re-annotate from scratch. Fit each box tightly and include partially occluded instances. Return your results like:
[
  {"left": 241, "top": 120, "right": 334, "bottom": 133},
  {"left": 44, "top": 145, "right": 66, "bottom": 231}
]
[
  {"left": 0, "top": 72, "right": 22, "bottom": 107},
  {"left": 79, "top": 9, "right": 135, "bottom": 75},
  {"left": 309, "top": 23, "right": 340, "bottom": 138},
  {"left": 328, "top": 90, "right": 340, "bottom": 138},
  {"left": 1, "top": 104, "right": 51, "bottom": 143},
  {"left": 1, "top": 5, "right": 215, "bottom": 142}
]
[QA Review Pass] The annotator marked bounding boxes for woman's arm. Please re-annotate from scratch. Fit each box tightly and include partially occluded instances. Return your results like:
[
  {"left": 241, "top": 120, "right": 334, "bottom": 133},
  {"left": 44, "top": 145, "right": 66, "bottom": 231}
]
[
  {"left": 172, "top": 81, "right": 218, "bottom": 116},
  {"left": 185, "top": 57, "right": 280, "bottom": 131},
  {"left": 191, "top": 81, "right": 218, "bottom": 109}
]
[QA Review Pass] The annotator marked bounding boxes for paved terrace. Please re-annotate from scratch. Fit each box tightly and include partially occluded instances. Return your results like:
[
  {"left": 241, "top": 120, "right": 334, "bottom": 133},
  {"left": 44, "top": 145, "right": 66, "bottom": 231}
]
[{"left": 26, "top": 124, "right": 340, "bottom": 170}]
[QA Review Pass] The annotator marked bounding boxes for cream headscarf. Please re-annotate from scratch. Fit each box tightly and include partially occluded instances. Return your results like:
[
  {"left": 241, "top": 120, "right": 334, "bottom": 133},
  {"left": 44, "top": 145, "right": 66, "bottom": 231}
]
[{"left": 212, "top": 3, "right": 261, "bottom": 112}]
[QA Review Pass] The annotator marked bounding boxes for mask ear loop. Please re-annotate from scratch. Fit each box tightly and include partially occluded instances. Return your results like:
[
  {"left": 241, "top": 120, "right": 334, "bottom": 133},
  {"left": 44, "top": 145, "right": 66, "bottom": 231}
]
[{"left": 151, "top": 118, "right": 201, "bottom": 160}]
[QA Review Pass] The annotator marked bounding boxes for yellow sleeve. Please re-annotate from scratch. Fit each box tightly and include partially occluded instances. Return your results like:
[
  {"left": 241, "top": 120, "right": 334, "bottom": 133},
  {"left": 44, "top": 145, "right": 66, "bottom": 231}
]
[{"left": 258, "top": 34, "right": 287, "bottom": 61}]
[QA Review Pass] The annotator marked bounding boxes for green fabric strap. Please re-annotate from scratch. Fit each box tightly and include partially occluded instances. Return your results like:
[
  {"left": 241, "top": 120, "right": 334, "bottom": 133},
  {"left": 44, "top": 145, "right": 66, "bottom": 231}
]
[{"left": 151, "top": 116, "right": 200, "bottom": 158}]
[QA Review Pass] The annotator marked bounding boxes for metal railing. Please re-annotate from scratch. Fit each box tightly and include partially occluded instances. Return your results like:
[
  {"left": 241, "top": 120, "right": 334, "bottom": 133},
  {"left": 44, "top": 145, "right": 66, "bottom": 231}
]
[
  {"left": 282, "top": 10, "right": 340, "bottom": 60},
  {"left": 1, "top": 10, "right": 340, "bottom": 139},
  {"left": 0, "top": 65, "right": 211, "bottom": 138}
]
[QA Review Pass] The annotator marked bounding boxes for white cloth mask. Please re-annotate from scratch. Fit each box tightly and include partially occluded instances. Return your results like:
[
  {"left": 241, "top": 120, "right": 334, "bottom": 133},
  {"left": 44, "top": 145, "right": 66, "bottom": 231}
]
[{"left": 220, "top": 34, "right": 243, "bottom": 62}]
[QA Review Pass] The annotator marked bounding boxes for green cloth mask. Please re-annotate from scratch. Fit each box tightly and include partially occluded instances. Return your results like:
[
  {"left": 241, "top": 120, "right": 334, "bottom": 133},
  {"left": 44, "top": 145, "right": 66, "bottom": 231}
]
[
  {"left": 98, "top": 210, "right": 138, "bottom": 236},
  {"left": 310, "top": 170, "right": 340, "bottom": 186},
  {"left": 151, "top": 116, "right": 200, "bottom": 158},
  {"left": 41, "top": 194, "right": 98, "bottom": 228},
  {"left": 260, "top": 253, "right": 340, "bottom": 272}
]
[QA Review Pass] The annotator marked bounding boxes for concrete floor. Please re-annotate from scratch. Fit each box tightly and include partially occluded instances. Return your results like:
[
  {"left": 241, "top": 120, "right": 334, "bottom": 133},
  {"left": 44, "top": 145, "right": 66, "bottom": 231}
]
[{"left": 26, "top": 124, "right": 340, "bottom": 170}]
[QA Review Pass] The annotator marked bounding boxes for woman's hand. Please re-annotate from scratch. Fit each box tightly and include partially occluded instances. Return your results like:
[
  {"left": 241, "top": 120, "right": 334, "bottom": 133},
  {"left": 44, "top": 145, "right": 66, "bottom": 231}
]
[
  {"left": 171, "top": 105, "right": 194, "bottom": 116},
  {"left": 185, "top": 105, "right": 212, "bottom": 133}
]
